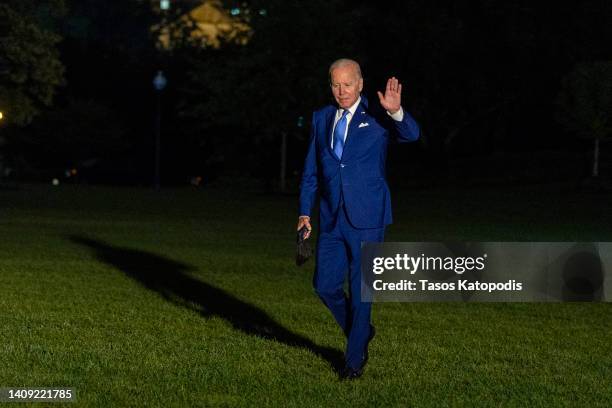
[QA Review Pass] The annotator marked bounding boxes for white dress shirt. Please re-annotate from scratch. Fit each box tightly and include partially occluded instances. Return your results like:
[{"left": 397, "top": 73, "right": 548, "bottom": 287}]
[{"left": 330, "top": 96, "right": 404, "bottom": 148}]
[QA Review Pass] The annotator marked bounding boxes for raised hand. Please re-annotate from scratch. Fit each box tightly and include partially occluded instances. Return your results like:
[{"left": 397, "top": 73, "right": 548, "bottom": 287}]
[{"left": 376, "top": 77, "right": 402, "bottom": 114}]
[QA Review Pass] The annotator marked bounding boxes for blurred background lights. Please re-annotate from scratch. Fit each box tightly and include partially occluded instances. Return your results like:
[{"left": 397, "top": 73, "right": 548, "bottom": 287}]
[
  {"left": 65, "top": 168, "right": 78, "bottom": 177},
  {"left": 190, "top": 176, "right": 203, "bottom": 186},
  {"left": 153, "top": 71, "right": 167, "bottom": 91},
  {"left": 160, "top": 0, "right": 170, "bottom": 11}
]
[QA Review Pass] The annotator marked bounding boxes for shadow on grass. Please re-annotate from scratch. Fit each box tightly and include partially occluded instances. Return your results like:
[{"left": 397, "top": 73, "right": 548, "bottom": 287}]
[{"left": 69, "top": 235, "right": 344, "bottom": 372}]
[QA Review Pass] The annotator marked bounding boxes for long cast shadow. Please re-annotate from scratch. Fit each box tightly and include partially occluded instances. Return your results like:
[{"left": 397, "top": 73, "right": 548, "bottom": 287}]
[{"left": 69, "top": 235, "right": 343, "bottom": 371}]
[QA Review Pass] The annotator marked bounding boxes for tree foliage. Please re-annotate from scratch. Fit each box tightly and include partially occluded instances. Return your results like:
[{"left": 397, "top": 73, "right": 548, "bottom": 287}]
[
  {"left": 0, "top": 1, "right": 65, "bottom": 125},
  {"left": 187, "top": 3, "right": 355, "bottom": 120},
  {"left": 556, "top": 61, "right": 612, "bottom": 178},
  {"left": 556, "top": 61, "right": 612, "bottom": 141},
  {"left": 173, "top": 0, "right": 363, "bottom": 178}
]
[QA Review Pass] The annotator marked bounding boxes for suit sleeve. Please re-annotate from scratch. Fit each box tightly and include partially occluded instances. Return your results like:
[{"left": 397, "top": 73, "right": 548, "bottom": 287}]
[
  {"left": 389, "top": 108, "right": 420, "bottom": 143},
  {"left": 298, "top": 113, "right": 318, "bottom": 217}
]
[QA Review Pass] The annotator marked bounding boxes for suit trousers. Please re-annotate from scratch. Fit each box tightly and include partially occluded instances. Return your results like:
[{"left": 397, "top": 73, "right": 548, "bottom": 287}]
[{"left": 313, "top": 195, "right": 385, "bottom": 369}]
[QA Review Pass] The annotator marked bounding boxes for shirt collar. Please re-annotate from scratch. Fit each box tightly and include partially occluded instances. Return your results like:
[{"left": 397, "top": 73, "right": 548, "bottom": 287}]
[{"left": 337, "top": 96, "right": 361, "bottom": 118}]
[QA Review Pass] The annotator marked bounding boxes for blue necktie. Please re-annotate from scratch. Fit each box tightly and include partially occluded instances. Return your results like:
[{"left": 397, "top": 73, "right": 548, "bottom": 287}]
[{"left": 333, "top": 109, "right": 349, "bottom": 159}]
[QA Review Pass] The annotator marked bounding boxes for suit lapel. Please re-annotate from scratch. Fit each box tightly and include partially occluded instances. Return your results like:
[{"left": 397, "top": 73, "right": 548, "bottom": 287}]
[
  {"left": 343, "top": 99, "right": 369, "bottom": 156},
  {"left": 322, "top": 96, "right": 369, "bottom": 161},
  {"left": 325, "top": 107, "right": 338, "bottom": 161}
]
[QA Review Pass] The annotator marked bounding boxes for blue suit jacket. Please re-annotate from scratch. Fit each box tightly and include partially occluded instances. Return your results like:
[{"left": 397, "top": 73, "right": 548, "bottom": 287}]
[{"left": 299, "top": 95, "right": 420, "bottom": 231}]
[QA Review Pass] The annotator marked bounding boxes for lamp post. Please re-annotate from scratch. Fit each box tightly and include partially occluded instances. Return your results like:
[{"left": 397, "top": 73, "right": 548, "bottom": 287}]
[{"left": 153, "top": 70, "right": 167, "bottom": 190}]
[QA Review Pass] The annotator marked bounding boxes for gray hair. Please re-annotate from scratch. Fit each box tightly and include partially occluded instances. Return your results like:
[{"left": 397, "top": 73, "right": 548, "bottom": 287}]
[{"left": 328, "top": 58, "right": 362, "bottom": 81}]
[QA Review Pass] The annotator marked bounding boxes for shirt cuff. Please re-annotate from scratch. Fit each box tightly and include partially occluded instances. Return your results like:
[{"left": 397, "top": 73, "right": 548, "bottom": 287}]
[{"left": 387, "top": 106, "right": 404, "bottom": 121}]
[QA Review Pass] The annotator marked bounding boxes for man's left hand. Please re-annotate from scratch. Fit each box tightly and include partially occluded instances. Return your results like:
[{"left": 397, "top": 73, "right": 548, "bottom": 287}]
[{"left": 377, "top": 77, "right": 402, "bottom": 114}]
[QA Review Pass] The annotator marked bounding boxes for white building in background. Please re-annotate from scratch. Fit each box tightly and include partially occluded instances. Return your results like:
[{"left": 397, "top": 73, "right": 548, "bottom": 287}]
[{"left": 153, "top": 0, "right": 251, "bottom": 49}]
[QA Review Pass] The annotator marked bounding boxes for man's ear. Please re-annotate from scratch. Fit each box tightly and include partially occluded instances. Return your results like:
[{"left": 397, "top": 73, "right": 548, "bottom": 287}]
[{"left": 358, "top": 78, "right": 364, "bottom": 93}]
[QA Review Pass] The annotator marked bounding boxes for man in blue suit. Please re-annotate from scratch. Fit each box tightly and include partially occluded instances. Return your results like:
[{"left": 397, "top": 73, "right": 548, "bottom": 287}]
[{"left": 297, "top": 58, "right": 420, "bottom": 379}]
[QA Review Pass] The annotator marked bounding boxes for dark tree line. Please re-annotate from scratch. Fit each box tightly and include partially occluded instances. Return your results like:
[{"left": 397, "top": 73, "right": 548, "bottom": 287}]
[
  {"left": 178, "top": 0, "right": 612, "bottom": 185},
  {"left": 1, "top": 0, "right": 611, "bottom": 185}
]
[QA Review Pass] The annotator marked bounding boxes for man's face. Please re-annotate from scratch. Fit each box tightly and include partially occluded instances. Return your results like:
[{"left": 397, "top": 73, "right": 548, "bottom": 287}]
[{"left": 330, "top": 65, "right": 363, "bottom": 109}]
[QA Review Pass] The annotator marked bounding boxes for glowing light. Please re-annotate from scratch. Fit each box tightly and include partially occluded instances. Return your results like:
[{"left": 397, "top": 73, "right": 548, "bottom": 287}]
[
  {"left": 0, "top": 112, "right": 3, "bottom": 120},
  {"left": 230, "top": 8, "right": 240, "bottom": 16},
  {"left": 153, "top": 71, "right": 167, "bottom": 91},
  {"left": 160, "top": 0, "right": 170, "bottom": 11}
]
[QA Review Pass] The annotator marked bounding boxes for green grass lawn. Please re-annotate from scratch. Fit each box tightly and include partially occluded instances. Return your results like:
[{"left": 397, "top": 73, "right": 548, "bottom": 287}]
[{"left": 1, "top": 183, "right": 611, "bottom": 407}]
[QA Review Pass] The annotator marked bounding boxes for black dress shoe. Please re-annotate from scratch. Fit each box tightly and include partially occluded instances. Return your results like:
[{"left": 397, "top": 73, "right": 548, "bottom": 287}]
[{"left": 340, "top": 365, "right": 364, "bottom": 380}]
